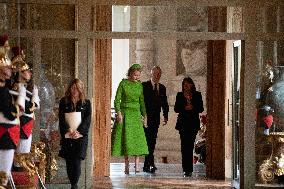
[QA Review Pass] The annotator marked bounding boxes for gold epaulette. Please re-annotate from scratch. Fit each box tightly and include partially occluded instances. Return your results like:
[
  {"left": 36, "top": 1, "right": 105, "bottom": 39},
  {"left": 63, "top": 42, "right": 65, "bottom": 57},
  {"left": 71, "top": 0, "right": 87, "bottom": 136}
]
[{"left": 11, "top": 105, "right": 20, "bottom": 118}]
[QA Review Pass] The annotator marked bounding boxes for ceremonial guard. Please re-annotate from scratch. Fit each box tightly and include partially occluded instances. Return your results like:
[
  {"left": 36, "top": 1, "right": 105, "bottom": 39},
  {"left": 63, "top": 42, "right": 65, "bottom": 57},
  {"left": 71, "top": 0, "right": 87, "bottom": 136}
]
[
  {"left": 0, "top": 47, "right": 26, "bottom": 187},
  {"left": 11, "top": 50, "right": 39, "bottom": 156}
]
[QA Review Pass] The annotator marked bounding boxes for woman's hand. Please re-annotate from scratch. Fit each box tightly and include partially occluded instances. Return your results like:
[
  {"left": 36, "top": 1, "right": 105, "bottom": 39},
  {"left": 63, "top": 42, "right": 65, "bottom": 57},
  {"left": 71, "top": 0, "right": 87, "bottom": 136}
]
[
  {"left": 185, "top": 104, "right": 193, "bottom": 110},
  {"left": 68, "top": 128, "right": 75, "bottom": 137},
  {"left": 143, "top": 116, "right": 148, "bottom": 128},
  {"left": 116, "top": 112, "right": 123, "bottom": 124},
  {"left": 68, "top": 129, "right": 82, "bottom": 139},
  {"left": 72, "top": 130, "right": 82, "bottom": 139}
]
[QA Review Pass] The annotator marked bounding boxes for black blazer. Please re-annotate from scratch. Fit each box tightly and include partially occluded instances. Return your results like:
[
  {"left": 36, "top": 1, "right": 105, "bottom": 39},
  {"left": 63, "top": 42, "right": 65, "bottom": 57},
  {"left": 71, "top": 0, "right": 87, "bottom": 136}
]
[
  {"left": 174, "top": 91, "right": 204, "bottom": 132},
  {"left": 142, "top": 80, "right": 169, "bottom": 126},
  {"left": 58, "top": 97, "right": 92, "bottom": 160}
]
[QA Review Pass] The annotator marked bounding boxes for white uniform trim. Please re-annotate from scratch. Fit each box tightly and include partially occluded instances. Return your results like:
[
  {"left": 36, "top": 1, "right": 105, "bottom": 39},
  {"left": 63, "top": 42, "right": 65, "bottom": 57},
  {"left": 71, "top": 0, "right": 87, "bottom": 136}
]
[
  {"left": 0, "top": 112, "right": 19, "bottom": 125},
  {"left": 16, "top": 135, "right": 32, "bottom": 153},
  {"left": 0, "top": 149, "right": 15, "bottom": 174},
  {"left": 22, "top": 112, "right": 34, "bottom": 118},
  {"left": 9, "top": 90, "right": 30, "bottom": 101}
]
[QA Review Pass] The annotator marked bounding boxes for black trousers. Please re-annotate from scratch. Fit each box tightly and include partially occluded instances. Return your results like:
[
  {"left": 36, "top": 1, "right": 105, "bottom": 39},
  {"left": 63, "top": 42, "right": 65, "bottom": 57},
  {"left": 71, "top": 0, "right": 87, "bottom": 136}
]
[
  {"left": 65, "top": 157, "right": 82, "bottom": 188},
  {"left": 143, "top": 125, "right": 159, "bottom": 168},
  {"left": 179, "top": 130, "right": 197, "bottom": 173}
]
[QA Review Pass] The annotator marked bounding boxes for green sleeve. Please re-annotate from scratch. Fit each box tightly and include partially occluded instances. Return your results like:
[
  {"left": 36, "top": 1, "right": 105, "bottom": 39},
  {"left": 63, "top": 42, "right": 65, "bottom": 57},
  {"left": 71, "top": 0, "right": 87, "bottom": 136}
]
[
  {"left": 139, "top": 83, "right": 146, "bottom": 117},
  {"left": 114, "top": 80, "right": 123, "bottom": 113}
]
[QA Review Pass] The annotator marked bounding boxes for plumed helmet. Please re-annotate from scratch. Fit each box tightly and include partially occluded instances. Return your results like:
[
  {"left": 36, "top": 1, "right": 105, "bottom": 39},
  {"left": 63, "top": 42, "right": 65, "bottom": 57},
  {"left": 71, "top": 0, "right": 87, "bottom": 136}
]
[
  {"left": 0, "top": 35, "right": 8, "bottom": 46},
  {"left": 11, "top": 57, "right": 30, "bottom": 72},
  {"left": 0, "top": 47, "right": 10, "bottom": 67}
]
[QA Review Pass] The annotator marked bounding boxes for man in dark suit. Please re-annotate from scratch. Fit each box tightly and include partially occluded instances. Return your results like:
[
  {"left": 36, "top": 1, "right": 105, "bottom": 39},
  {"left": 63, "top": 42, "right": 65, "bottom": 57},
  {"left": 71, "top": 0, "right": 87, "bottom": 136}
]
[{"left": 142, "top": 66, "right": 169, "bottom": 173}]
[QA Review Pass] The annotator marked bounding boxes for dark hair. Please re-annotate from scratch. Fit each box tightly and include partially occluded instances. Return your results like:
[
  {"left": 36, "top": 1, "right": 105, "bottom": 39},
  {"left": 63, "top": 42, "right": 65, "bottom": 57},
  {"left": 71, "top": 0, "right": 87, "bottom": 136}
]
[{"left": 182, "top": 77, "right": 196, "bottom": 93}]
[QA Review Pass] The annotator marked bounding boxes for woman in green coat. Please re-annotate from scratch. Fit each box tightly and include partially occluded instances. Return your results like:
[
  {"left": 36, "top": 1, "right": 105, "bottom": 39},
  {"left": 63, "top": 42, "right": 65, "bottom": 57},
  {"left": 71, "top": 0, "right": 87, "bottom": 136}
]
[{"left": 111, "top": 64, "right": 148, "bottom": 174}]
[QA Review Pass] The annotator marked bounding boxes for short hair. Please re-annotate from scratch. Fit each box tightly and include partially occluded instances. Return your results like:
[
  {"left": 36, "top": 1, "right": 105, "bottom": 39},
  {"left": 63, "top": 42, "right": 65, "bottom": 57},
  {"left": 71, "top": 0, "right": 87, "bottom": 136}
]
[{"left": 151, "top": 66, "right": 162, "bottom": 73}]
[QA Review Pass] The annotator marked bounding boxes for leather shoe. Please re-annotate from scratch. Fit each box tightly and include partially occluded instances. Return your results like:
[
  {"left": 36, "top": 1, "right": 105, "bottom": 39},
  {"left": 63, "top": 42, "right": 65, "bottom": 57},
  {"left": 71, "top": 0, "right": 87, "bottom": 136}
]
[
  {"left": 143, "top": 166, "right": 156, "bottom": 173},
  {"left": 183, "top": 172, "right": 192, "bottom": 177},
  {"left": 149, "top": 166, "right": 156, "bottom": 173},
  {"left": 143, "top": 166, "right": 157, "bottom": 173}
]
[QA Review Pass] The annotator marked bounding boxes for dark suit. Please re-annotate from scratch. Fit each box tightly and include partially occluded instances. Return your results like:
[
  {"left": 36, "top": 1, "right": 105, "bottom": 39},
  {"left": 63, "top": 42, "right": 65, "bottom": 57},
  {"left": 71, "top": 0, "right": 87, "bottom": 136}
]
[
  {"left": 142, "top": 80, "right": 169, "bottom": 171},
  {"left": 174, "top": 91, "right": 204, "bottom": 174},
  {"left": 58, "top": 97, "right": 92, "bottom": 188}
]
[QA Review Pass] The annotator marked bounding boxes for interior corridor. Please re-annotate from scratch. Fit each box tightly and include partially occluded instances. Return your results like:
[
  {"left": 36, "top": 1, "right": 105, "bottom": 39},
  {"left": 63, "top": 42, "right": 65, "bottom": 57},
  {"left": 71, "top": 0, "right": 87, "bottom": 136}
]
[
  {"left": 45, "top": 161, "right": 284, "bottom": 188},
  {"left": 93, "top": 163, "right": 231, "bottom": 189}
]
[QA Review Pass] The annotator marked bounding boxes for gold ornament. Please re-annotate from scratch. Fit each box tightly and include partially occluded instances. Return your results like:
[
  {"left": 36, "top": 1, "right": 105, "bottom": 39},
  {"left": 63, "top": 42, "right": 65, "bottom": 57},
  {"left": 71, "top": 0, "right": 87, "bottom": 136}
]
[
  {"left": 13, "top": 141, "right": 48, "bottom": 185},
  {"left": 259, "top": 132, "right": 284, "bottom": 183},
  {"left": 11, "top": 58, "right": 30, "bottom": 72},
  {"left": 0, "top": 171, "right": 8, "bottom": 186},
  {"left": 273, "top": 154, "right": 284, "bottom": 176},
  {"left": 0, "top": 47, "right": 9, "bottom": 68},
  {"left": 259, "top": 159, "right": 275, "bottom": 183}
]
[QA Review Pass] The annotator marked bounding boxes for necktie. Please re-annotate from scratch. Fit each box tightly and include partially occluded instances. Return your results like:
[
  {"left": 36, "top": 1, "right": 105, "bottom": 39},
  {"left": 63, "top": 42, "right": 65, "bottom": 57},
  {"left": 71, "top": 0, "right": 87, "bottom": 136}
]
[{"left": 154, "top": 83, "right": 158, "bottom": 96}]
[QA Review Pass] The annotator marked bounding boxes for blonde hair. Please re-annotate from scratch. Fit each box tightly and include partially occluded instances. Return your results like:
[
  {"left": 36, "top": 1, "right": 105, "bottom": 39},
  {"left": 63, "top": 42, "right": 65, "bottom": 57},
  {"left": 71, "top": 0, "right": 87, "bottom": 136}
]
[
  {"left": 65, "top": 78, "right": 86, "bottom": 103},
  {"left": 127, "top": 64, "right": 142, "bottom": 76}
]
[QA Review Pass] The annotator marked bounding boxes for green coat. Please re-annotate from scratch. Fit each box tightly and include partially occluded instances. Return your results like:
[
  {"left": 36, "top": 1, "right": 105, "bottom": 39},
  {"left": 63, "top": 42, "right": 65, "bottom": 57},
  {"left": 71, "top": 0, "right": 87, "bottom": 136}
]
[{"left": 111, "top": 79, "right": 149, "bottom": 156}]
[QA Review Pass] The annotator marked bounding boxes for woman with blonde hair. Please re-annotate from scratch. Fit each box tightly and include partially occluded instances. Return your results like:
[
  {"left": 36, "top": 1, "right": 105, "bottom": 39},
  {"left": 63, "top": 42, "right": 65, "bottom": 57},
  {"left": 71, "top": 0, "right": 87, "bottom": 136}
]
[
  {"left": 58, "top": 78, "right": 92, "bottom": 189},
  {"left": 111, "top": 64, "right": 148, "bottom": 174}
]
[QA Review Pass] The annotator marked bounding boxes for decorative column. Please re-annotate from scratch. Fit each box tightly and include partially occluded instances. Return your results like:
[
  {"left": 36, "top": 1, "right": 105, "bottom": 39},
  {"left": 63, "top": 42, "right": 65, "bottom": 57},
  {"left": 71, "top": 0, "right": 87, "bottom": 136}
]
[
  {"left": 0, "top": 4, "right": 9, "bottom": 31},
  {"left": 131, "top": 6, "right": 155, "bottom": 81},
  {"left": 206, "top": 7, "right": 227, "bottom": 180},
  {"left": 93, "top": 5, "right": 112, "bottom": 177}
]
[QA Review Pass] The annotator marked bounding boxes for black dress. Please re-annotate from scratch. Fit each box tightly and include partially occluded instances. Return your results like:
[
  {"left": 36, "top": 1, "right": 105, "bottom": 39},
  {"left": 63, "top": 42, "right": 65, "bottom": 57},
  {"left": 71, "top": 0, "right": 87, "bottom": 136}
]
[
  {"left": 58, "top": 97, "right": 92, "bottom": 188},
  {"left": 174, "top": 91, "right": 204, "bottom": 175},
  {"left": 58, "top": 98, "right": 92, "bottom": 160}
]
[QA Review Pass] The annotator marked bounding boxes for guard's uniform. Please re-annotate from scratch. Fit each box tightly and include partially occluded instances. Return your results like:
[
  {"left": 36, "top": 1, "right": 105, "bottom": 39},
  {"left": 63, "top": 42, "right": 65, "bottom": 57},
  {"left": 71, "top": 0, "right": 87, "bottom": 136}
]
[
  {"left": 0, "top": 49, "right": 26, "bottom": 186},
  {"left": 10, "top": 56, "right": 38, "bottom": 154},
  {"left": 16, "top": 85, "right": 40, "bottom": 153}
]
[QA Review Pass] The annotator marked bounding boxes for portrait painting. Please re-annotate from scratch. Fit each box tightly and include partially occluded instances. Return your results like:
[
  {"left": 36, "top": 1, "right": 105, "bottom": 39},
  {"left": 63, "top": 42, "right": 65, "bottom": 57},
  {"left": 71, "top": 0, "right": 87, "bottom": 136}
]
[{"left": 176, "top": 40, "right": 207, "bottom": 76}]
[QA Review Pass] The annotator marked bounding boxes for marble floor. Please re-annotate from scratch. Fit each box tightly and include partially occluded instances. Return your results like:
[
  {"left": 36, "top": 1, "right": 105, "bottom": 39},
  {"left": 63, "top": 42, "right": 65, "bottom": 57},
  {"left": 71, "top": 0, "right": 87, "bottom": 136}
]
[
  {"left": 46, "top": 162, "right": 284, "bottom": 188},
  {"left": 93, "top": 163, "right": 232, "bottom": 189}
]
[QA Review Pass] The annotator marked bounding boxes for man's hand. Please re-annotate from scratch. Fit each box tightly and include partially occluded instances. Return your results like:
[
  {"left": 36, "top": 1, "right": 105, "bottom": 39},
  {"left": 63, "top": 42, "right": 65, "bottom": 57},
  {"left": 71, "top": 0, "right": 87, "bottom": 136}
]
[
  {"left": 143, "top": 116, "right": 148, "bottom": 128},
  {"left": 163, "top": 117, "right": 168, "bottom": 126}
]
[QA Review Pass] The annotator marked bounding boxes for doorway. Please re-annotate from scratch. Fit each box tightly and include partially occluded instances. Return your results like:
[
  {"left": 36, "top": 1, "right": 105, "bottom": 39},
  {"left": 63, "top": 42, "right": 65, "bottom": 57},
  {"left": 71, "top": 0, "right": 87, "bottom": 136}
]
[{"left": 232, "top": 40, "right": 242, "bottom": 188}]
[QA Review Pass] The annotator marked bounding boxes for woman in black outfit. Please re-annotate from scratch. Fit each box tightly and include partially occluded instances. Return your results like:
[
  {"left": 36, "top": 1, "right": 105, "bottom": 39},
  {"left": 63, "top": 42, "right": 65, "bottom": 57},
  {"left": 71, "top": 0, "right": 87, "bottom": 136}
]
[
  {"left": 174, "top": 77, "right": 204, "bottom": 177},
  {"left": 58, "top": 78, "right": 92, "bottom": 189}
]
